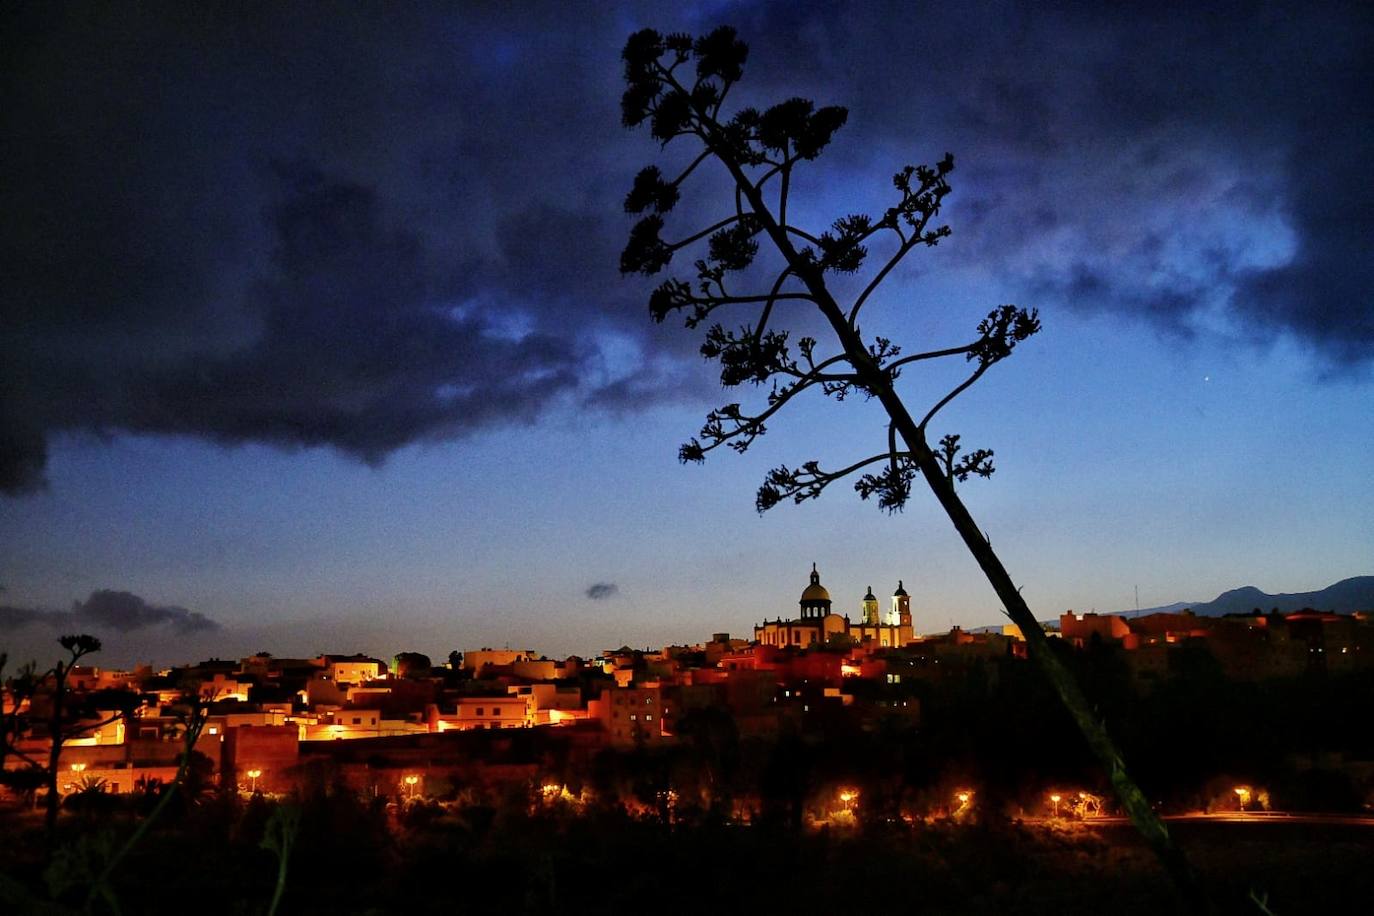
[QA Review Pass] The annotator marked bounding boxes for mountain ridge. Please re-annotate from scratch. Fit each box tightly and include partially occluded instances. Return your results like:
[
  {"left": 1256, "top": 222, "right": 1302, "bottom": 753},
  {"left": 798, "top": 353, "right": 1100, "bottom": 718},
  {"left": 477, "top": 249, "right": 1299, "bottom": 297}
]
[{"left": 1100, "top": 576, "right": 1374, "bottom": 619}]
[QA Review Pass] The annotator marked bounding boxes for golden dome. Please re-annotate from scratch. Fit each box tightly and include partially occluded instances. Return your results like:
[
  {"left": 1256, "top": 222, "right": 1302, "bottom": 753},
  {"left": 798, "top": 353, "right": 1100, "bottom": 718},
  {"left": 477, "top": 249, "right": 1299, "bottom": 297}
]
[{"left": 801, "top": 564, "right": 831, "bottom": 603}]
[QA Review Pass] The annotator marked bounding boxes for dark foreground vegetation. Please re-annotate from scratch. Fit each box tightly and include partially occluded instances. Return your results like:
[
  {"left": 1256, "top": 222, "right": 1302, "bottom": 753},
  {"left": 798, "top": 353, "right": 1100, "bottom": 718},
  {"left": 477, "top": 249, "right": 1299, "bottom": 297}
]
[{"left": 3, "top": 787, "right": 1371, "bottom": 916}]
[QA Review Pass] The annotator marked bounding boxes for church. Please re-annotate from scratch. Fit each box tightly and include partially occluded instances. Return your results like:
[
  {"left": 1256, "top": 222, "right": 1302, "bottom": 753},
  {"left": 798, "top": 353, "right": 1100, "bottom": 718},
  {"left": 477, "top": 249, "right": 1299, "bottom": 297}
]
[{"left": 754, "top": 565, "right": 916, "bottom": 649}]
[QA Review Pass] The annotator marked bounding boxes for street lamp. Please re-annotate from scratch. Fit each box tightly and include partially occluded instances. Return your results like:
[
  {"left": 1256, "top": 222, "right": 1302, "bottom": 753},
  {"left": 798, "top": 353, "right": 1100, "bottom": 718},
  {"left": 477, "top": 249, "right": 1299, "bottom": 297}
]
[
  {"left": 65, "top": 762, "right": 88, "bottom": 792},
  {"left": 1233, "top": 786, "right": 1251, "bottom": 811},
  {"left": 838, "top": 788, "right": 858, "bottom": 811},
  {"left": 403, "top": 773, "right": 420, "bottom": 800},
  {"left": 1050, "top": 793, "right": 1062, "bottom": 818},
  {"left": 246, "top": 768, "right": 262, "bottom": 793}
]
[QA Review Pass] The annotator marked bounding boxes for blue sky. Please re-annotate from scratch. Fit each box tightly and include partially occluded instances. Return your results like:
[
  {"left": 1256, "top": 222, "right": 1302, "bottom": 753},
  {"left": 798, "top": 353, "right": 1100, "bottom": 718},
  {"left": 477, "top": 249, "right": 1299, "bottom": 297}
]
[{"left": 2, "top": 2, "right": 1371, "bottom": 667}]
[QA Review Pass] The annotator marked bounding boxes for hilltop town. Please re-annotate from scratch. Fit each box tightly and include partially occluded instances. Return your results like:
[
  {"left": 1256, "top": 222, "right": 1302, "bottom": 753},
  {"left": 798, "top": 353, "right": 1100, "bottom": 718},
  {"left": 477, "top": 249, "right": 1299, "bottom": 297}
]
[{"left": 5, "top": 568, "right": 1370, "bottom": 809}]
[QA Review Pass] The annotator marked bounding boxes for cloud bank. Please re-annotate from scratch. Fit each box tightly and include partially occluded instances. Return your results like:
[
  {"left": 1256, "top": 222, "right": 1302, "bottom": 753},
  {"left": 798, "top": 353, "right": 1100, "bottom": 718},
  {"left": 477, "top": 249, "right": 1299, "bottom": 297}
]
[
  {"left": 3, "top": 2, "right": 1369, "bottom": 494},
  {"left": 0, "top": 590, "right": 221, "bottom": 636}
]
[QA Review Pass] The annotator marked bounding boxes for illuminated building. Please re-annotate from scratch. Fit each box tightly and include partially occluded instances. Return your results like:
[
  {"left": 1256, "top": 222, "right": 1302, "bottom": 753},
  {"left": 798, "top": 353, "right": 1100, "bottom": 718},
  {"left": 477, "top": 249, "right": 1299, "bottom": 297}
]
[
  {"left": 461, "top": 648, "right": 536, "bottom": 672},
  {"left": 593, "top": 685, "right": 668, "bottom": 745},
  {"left": 754, "top": 566, "right": 916, "bottom": 649},
  {"left": 323, "top": 654, "right": 385, "bottom": 686},
  {"left": 440, "top": 695, "right": 534, "bottom": 730},
  {"left": 849, "top": 580, "right": 915, "bottom": 648}
]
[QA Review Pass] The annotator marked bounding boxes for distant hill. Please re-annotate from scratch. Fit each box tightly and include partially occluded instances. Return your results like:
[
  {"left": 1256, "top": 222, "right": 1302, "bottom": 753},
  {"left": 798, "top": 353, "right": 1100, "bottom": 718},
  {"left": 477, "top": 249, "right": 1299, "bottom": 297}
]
[
  {"left": 1111, "top": 600, "right": 1196, "bottom": 617},
  {"left": 1104, "top": 577, "right": 1374, "bottom": 618}
]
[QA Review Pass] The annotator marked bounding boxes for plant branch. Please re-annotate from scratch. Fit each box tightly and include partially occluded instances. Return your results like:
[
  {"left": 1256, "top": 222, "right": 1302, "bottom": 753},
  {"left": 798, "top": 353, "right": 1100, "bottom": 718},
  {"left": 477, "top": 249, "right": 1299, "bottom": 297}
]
[
  {"left": 756, "top": 451, "right": 907, "bottom": 512},
  {"left": 848, "top": 236, "right": 917, "bottom": 324},
  {"left": 670, "top": 148, "right": 713, "bottom": 188},
  {"left": 885, "top": 342, "right": 977, "bottom": 370},
  {"left": 667, "top": 214, "right": 745, "bottom": 250},
  {"left": 919, "top": 362, "right": 989, "bottom": 432}
]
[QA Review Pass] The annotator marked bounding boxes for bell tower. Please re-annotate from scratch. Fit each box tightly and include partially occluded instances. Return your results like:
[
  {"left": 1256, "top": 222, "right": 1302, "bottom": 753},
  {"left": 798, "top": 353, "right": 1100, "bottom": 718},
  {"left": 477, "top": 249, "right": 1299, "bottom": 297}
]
[
  {"left": 892, "top": 581, "right": 911, "bottom": 628},
  {"left": 861, "top": 586, "right": 880, "bottom": 626}
]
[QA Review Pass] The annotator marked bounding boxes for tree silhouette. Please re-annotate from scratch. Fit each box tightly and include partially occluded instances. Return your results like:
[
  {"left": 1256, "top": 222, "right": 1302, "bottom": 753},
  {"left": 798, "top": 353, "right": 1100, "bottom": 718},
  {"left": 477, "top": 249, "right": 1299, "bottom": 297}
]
[
  {"left": 618, "top": 27, "right": 1207, "bottom": 911},
  {"left": 394, "top": 651, "right": 433, "bottom": 679}
]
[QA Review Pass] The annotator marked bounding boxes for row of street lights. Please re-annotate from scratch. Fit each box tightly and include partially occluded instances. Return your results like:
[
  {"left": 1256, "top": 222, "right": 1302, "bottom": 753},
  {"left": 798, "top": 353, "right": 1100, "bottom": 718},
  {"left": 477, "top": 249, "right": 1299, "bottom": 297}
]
[
  {"left": 57, "top": 759, "right": 1263, "bottom": 816},
  {"left": 69, "top": 761, "right": 265, "bottom": 796},
  {"left": 238, "top": 767, "right": 424, "bottom": 800},
  {"left": 833, "top": 787, "right": 977, "bottom": 816}
]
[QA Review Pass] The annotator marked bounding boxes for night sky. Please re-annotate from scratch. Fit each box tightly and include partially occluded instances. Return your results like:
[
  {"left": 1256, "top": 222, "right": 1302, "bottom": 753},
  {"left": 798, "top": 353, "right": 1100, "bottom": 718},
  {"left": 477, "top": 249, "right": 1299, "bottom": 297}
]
[{"left": 3, "top": 2, "right": 1371, "bottom": 667}]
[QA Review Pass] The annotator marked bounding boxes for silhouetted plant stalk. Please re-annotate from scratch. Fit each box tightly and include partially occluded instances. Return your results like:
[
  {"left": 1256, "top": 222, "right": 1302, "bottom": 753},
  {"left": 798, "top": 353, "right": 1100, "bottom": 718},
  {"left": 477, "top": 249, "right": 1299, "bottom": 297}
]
[
  {"left": 261, "top": 803, "right": 301, "bottom": 916},
  {"left": 44, "top": 635, "right": 105, "bottom": 843},
  {"left": 0, "top": 652, "right": 43, "bottom": 791},
  {"left": 619, "top": 27, "right": 1211, "bottom": 912},
  {"left": 81, "top": 692, "right": 209, "bottom": 914}
]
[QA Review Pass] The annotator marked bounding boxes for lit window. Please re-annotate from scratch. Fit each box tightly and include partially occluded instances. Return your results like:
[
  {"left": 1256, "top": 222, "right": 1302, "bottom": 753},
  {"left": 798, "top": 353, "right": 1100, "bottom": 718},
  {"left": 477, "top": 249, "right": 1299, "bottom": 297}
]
[
  {"left": 645, "top": 714, "right": 653, "bottom": 721},
  {"left": 630, "top": 714, "right": 637, "bottom": 721}
]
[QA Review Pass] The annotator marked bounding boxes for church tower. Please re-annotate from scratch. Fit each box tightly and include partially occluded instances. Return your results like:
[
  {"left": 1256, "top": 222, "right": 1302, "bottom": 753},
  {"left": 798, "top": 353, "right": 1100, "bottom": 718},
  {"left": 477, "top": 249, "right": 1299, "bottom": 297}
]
[
  {"left": 892, "top": 581, "right": 912, "bottom": 629},
  {"left": 861, "top": 585, "right": 880, "bottom": 626}
]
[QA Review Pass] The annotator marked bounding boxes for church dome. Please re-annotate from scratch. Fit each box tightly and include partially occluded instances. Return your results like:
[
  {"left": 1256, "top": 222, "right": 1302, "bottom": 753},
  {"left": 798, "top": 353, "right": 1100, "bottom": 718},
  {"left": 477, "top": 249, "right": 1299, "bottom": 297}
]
[
  {"left": 893, "top": 580, "right": 908, "bottom": 597},
  {"left": 800, "top": 564, "right": 831, "bottom": 602}
]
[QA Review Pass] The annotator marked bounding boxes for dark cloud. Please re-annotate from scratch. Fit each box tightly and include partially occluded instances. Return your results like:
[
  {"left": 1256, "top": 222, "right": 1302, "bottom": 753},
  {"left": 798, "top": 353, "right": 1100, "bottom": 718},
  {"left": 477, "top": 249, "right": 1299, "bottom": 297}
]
[
  {"left": 730, "top": 1, "right": 1372, "bottom": 364},
  {"left": 585, "top": 583, "right": 619, "bottom": 601},
  {"left": 0, "top": 590, "right": 220, "bottom": 635},
  {"left": 139, "top": 165, "right": 587, "bottom": 462},
  {"left": 1234, "top": 122, "right": 1374, "bottom": 365},
  {"left": 4, "top": 2, "right": 1370, "bottom": 493},
  {"left": 0, "top": 3, "right": 684, "bottom": 495}
]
